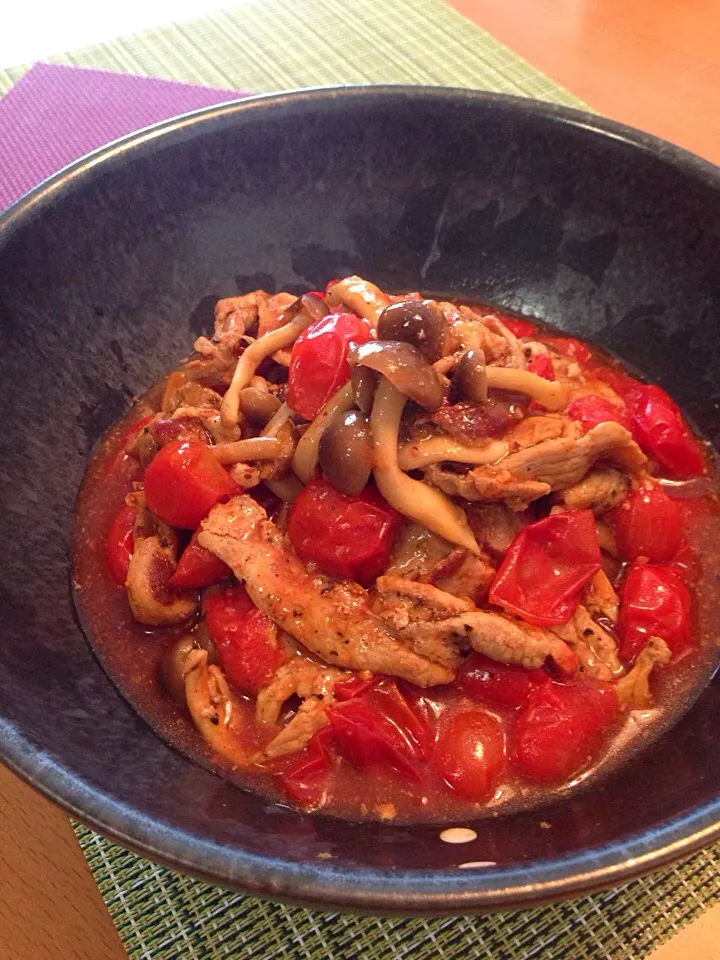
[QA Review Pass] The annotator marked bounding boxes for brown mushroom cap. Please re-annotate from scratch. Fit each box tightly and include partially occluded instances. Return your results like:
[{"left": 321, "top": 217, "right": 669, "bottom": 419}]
[
  {"left": 452, "top": 348, "right": 488, "bottom": 404},
  {"left": 350, "top": 340, "right": 444, "bottom": 410},
  {"left": 377, "top": 299, "right": 448, "bottom": 363},
  {"left": 319, "top": 410, "right": 373, "bottom": 495}
]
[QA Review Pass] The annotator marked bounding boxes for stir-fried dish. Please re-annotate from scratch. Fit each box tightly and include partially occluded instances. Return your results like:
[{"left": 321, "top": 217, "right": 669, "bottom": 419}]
[{"left": 74, "top": 276, "right": 720, "bottom": 822}]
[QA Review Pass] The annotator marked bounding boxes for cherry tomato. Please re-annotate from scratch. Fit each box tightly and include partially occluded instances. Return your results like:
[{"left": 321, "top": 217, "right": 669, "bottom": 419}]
[
  {"left": 369, "top": 680, "right": 433, "bottom": 758},
  {"left": 626, "top": 385, "right": 704, "bottom": 479},
  {"left": 618, "top": 563, "right": 692, "bottom": 662},
  {"left": 430, "top": 400, "right": 516, "bottom": 443},
  {"left": 328, "top": 696, "right": 421, "bottom": 780},
  {"left": 587, "top": 363, "right": 641, "bottom": 399},
  {"left": 566, "top": 394, "right": 630, "bottom": 433},
  {"left": 527, "top": 354, "right": 555, "bottom": 381},
  {"left": 333, "top": 674, "right": 377, "bottom": 701},
  {"left": 456, "top": 652, "right": 550, "bottom": 710},
  {"left": 609, "top": 483, "right": 684, "bottom": 563},
  {"left": 288, "top": 479, "right": 400, "bottom": 584},
  {"left": 433, "top": 710, "right": 506, "bottom": 800},
  {"left": 489, "top": 510, "right": 602, "bottom": 626},
  {"left": 276, "top": 727, "right": 334, "bottom": 808},
  {"left": 541, "top": 336, "right": 592, "bottom": 364},
  {"left": 287, "top": 313, "right": 372, "bottom": 420},
  {"left": 144, "top": 440, "right": 240, "bottom": 529},
  {"left": 170, "top": 529, "right": 232, "bottom": 588},
  {"left": 496, "top": 316, "right": 537, "bottom": 338},
  {"left": 203, "top": 585, "right": 286, "bottom": 694},
  {"left": 105, "top": 502, "right": 137, "bottom": 585},
  {"left": 514, "top": 682, "right": 617, "bottom": 782}
]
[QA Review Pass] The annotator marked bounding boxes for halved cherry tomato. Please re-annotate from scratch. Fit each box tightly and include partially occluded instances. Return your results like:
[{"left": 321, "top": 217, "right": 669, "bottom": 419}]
[
  {"left": 625, "top": 384, "right": 704, "bottom": 479},
  {"left": 433, "top": 710, "right": 506, "bottom": 800},
  {"left": 288, "top": 479, "right": 400, "bottom": 585},
  {"left": 328, "top": 696, "right": 422, "bottom": 781},
  {"left": 369, "top": 680, "right": 433, "bottom": 759},
  {"left": 541, "top": 336, "right": 592, "bottom": 364},
  {"left": 276, "top": 727, "right": 334, "bottom": 808},
  {"left": 496, "top": 316, "right": 537, "bottom": 338},
  {"left": 489, "top": 510, "right": 602, "bottom": 626},
  {"left": 618, "top": 563, "right": 692, "bottom": 662},
  {"left": 287, "top": 313, "right": 372, "bottom": 420},
  {"left": 514, "top": 682, "right": 617, "bottom": 782},
  {"left": 105, "top": 502, "right": 137, "bottom": 585},
  {"left": 456, "top": 652, "right": 550, "bottom": 710},
  {"left": 145, "top": 440, "right": 240, "bottom": 529},
  {"left": 203, "top": 585, "right": 286, "bottom": 694},
  {"left": 171, "top": 529, "right": 232, "bottom": 588},
  {"left": 527, "top": 354, "right": 555, "bottom": 381},
  {"left": 566, "top": 394, "right": 630, "bottom": 433},
  {"left": 609, "top": 483, "right": 684, "bottom": 563}
]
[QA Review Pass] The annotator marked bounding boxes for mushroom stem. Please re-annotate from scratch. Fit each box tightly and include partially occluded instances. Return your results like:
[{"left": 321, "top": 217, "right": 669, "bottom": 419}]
[
  {"left": 262, "top": 401, "right": 294, "bottom": 438},
  {"left": 325, "top": 276, "right": 390, "bottom": 327},
  {"left": 371, "top": 378, "right": 480, "bottom": 554},
  {"left": 220, "top": 312, "right": 315, "bottom": 430},
  {"left": 211, "top": 436, "right": 283, "bottom": 465},
  {"left": 265, "top": 474, "right": 305, "bottom": 503},
  {"left": 292, "top": 382, "right": 355, "bottom": 484},
  {"left": 397, "top": 437, "right": 508, "bottom": 471},
  {"left": 485, "top": 367, "right": 568, "bottom": 410}
]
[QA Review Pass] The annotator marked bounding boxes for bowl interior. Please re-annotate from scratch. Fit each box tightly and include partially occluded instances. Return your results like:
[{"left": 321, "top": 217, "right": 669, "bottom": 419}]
[{"left": 1, "top": 87, "right": 720, "bottom": 911}]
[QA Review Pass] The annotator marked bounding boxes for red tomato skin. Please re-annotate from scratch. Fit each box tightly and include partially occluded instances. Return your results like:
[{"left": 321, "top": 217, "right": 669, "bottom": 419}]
[
  {"left": 144, "top": 440, "right": 240, "bottom": 529},
  {"left": 105, "top": 503, "right": 137, "bottom": 585},
  {"left": 456, "top": 652, "right": 550, "bottom": 710},
  {"left": 514, "top": 682, "right": 617, "bottom": 783},
  {"left": 333, "top": 674, "right": 377, "bottom": 701},
  {"left": 288, "top": 479, "right": 400, "bottom": 585},
  {"left": 489, "top": 510, "right": 602, "bottom": 626},
  {"left": 287, "top": 313, "right": 372, "bottom": 420},
  {"left": 588, "top": 363, "right": 642, "bottom": 399},
  {"left": 626, "top": 385, "right": 704, "bottom": 479},
  {"left": 609, "top": 483, "right": 684, "bottom": 563},
  {"left": 566, "top": 394, "right": 631, "bottom": 433},
  {"left": 277, "top": 727, "right": 334, "bottom": 808},
  {"left": 527, "top": 354, "right": 555, "bottom": 381},
  {"left": 618, "top": 563, "right": 692, "bottom": 662},
  {"left": 541, "top": 336, "right": 592, "bottom": 364},
  {"left": 328, "top": 697, "right": 421, "bottom": 781},
  {"left": 203, "top": 585, "right": 285, "bottom": 695},
  {"left": 170, "top": 529, "right": 232, "bottom": 588},
  {"left": 433, "top": 710, "right": 506, "bottom": 800}
]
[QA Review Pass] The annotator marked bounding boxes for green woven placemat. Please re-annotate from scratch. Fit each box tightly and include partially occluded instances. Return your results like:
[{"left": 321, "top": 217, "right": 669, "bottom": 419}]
[{"left": 4, "top": 0, "right": 716, "bottom": 956}]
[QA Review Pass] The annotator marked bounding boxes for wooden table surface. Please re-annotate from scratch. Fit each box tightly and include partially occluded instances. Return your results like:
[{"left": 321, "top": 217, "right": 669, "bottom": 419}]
[{"left": 3, "top": 2, "right": 720, "bottom": 958}]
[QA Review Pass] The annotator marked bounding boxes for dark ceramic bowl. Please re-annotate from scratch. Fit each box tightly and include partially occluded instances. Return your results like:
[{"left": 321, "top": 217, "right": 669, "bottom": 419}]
[{"left": 1, "top": 86, "right": 720, "bottom": 914}]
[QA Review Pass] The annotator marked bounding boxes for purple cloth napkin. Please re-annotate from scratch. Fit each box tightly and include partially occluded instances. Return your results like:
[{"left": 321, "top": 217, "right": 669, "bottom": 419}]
[{"left": 0, "top": 62, "right": 246, "bottom": 211}]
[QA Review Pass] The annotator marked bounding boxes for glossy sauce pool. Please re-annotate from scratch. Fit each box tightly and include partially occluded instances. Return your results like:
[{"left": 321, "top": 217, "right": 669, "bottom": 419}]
[{"left": 73, "top": 366, "right": 720, "bottom": 825}]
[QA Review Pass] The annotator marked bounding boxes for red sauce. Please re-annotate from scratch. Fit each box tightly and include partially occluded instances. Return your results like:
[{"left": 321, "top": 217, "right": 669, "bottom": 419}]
[{"left": 72, "top": 315, "right": 720, "bottom": 824}]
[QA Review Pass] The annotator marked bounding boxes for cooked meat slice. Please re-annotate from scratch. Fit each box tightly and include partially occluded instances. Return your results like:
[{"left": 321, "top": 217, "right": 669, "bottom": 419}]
[
  {"left": 504, "top": 414, "right": 581, "bottom": 452},
  {"left": 559, "top": 467, "right": 629, "bottom": 515},
  {"left": 406, "top": 611, "right": 577, "bottom": 675},
  {"left": 616, "top": 637, "right": 672, "bottom": 708},
  {"left": 468, "top": 504, "right": 528, "bottom": 557},
  {"left": 495, "top": 421, "right": 647, "bottom": 490},
  {"left": 262, "top": 698, "right": 330, "bottom": 759},
  {"left": 256, "top": 658, "right": 349, "bottom": 726},
  {"left": 425, "top": 463, "right": 550, "bottom": 511},
  {"left": 184, "top": 650, "right": 256, "bottom": 767},
  {"left": 198, "top": 496, "right": 453, "bottom": 686},
  {"left": 551, "top": 605, "right": 622, "bottom": 681},
  {"left": 125, "top": 495, "right": 197, "bottom": 626},
  {"left": 162, "top": 380, "right": 222, "bottom": 415},
  {"left": 373, "top": 574, "right": 475, "bottom": 631},
  {"left": 257, "top": 292, "right": 299, "bottom": 338},
  {"left": 186, "top": 333, "right": 245, "bottom": 385},
  {"left": 430, "top": 422, "right": 646, "bottom": 508},
  {"left": 583, "top": 570, "right": 620, "bottom": 623},
  {"left": 424, "top": 549, "right": 496, "bottom": 604},
  {"left": 167, "top": 404, "right": 240, "bottom": 444},
  {"left": 214, "top": 291, "right": 265, "bottom": 337}
]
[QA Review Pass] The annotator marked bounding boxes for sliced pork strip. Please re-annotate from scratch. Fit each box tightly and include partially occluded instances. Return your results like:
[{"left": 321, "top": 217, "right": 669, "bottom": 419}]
[{"left": 198, "top": 496, "right": 453, "bottom": 687}]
